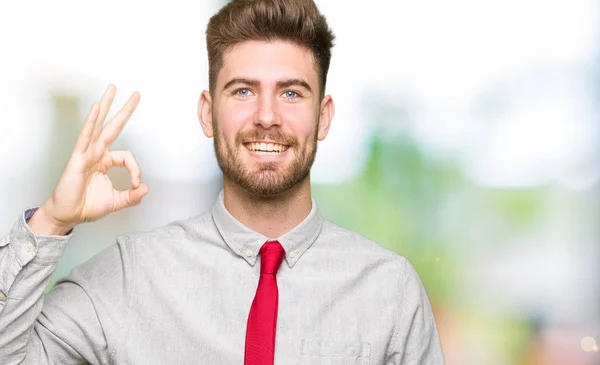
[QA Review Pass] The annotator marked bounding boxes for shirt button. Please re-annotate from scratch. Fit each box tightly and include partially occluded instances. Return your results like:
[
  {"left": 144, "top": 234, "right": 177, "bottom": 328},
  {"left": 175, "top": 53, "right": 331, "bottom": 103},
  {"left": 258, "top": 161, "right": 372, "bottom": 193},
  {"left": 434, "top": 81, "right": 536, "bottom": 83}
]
[
  {"left": 244, "top": 249, "right": 253, "bottom": 257},
  {"left": 289, "top": 251, "right": 296, "bottom": 259},
  {"left": 24, "top": 242, "right": 34, "bottom": 253},
  {"left": 0, "top": 291, "right": 5, "bottom": 302}
]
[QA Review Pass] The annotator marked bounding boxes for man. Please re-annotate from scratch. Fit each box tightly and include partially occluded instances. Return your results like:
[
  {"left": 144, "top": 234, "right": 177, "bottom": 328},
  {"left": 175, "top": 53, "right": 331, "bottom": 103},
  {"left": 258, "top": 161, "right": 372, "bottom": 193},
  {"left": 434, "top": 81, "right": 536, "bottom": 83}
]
[{"left": 0, "top": 0, "right": 444, "bottom": 364}]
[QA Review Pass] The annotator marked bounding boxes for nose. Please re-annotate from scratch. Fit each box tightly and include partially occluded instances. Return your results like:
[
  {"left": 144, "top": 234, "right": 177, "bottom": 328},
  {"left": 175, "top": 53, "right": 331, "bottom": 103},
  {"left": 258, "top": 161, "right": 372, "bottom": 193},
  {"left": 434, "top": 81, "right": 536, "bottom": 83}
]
[{"left": 254, "top": 94, "right": 280, "bottom": 128}]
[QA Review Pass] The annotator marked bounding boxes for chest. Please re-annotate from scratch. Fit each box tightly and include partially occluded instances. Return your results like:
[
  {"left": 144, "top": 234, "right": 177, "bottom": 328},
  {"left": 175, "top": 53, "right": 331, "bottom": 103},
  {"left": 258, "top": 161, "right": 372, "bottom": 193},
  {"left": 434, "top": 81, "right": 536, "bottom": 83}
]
[{"left": 117, "top": 254, "right": 397, "bottom": 364}]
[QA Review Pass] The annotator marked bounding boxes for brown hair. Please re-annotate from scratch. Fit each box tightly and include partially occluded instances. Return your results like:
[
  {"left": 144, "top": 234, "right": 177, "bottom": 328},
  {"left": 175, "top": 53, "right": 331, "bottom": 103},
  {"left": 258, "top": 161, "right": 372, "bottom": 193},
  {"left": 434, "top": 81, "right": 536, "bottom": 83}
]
[{"left": 206, "top": 0, "right": 335, "bottom": 97}]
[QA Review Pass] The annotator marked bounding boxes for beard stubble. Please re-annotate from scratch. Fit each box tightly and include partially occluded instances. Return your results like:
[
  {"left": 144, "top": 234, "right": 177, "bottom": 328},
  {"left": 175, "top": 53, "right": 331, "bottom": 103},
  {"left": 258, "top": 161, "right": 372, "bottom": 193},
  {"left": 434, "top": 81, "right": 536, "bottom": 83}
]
[{"left": 213, "top": 120, "right": 318, "bottom": 198}]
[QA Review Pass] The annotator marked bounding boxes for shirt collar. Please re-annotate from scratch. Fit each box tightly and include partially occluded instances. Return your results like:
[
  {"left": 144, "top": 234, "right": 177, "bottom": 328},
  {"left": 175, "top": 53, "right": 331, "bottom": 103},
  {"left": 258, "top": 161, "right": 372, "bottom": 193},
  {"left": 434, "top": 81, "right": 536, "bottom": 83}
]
[{"left": 211, "top": 190, "right": 323, "bottom": 268}]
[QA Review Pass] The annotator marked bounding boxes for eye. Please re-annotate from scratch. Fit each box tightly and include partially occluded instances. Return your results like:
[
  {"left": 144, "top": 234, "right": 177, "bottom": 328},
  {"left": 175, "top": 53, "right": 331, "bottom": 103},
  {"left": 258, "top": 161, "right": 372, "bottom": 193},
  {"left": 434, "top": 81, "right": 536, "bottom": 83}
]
[
  {"left": 234, "top": 88, "right": 253, "bottom": 98},
  {"left": 282, "top": 90, "right": 300, "bottom": 100}
]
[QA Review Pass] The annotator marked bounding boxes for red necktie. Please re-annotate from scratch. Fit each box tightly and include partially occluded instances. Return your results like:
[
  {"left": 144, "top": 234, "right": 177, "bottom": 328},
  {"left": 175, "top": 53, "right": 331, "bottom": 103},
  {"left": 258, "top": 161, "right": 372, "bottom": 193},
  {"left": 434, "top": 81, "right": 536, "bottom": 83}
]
[{"left": 244, "top": 240, "right": 285, "bottom": 365}]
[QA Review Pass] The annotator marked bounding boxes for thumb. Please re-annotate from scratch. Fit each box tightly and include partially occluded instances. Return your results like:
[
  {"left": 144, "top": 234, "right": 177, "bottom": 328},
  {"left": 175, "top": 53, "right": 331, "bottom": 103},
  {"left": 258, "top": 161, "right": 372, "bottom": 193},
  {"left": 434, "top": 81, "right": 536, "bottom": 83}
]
[{"left": 114, "top": 183, "right": 149, "bottom": 211}]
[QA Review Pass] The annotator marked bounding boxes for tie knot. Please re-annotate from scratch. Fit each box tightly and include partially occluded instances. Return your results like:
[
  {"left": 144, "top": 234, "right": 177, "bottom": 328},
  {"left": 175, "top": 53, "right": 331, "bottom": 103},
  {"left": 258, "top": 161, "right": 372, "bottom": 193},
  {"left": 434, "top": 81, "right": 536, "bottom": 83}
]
[{"left": 259, "top": 240, "right": 285, "bottom": 275}]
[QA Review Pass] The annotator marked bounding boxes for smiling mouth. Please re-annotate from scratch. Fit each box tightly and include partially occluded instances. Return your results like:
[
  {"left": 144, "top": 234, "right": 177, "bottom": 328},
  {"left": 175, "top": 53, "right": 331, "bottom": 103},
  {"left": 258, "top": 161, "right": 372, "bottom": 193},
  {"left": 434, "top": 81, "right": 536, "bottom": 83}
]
[{"left": 244, "top": 142, "right": 290, "bottom": 155}]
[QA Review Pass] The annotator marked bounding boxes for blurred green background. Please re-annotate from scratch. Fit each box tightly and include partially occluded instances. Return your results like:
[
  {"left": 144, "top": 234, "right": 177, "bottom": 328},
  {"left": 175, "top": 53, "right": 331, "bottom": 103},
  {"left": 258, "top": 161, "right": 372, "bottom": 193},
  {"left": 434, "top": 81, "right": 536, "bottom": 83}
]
[{"left": 1, "top": 1, "right": 599, "bottom": 364}]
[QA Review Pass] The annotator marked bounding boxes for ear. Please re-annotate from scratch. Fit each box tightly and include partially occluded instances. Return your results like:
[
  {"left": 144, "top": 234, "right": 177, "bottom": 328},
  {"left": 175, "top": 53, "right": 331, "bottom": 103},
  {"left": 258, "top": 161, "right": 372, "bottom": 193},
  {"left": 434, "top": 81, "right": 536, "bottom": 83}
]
[
  {"left": 198, "top": 90, "right": 214, "bottom": 138},
  {"left": 317, "top": 95, "right": 335, "bottom": 141}
]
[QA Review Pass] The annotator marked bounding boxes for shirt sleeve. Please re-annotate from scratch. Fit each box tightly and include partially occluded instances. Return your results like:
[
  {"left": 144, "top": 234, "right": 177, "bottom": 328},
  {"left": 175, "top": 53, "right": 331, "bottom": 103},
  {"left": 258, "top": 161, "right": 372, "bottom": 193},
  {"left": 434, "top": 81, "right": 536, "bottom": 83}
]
[
  {"left": 0, "top": 207, "right": 131, "bottom": 365},
  {"left": 0, "top": 207, "right": 72, "bottom": 315},
  {"left": 387, "top": 258, "right": 445, "bottom": 365}
]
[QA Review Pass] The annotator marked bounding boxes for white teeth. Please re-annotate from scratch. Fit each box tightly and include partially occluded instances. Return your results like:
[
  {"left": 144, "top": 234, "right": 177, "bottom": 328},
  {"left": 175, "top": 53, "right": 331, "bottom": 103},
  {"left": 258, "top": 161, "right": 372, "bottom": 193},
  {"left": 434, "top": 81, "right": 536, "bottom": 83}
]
[
  {"left": 246, "top": 142, "right": 288, "bottom": 154},
  {"left": 254, "top": 150, "right": 280, "bottom": 155}
]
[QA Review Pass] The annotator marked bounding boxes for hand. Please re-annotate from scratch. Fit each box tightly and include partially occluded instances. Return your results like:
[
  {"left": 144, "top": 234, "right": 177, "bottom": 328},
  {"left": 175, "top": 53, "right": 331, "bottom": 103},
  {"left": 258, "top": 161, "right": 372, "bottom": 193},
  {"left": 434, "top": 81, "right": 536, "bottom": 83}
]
[{"left": 29, "top": 84, "right": 149, "bottom": 235}]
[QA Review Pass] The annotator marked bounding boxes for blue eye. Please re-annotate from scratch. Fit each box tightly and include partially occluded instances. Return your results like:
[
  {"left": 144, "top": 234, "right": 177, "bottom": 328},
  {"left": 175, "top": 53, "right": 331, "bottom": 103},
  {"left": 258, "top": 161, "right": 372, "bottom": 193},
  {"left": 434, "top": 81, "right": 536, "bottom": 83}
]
[
  {"left": 283, "top": 91, "right": 299, "bottom": 99},
  {"left": 235, "top": 89, "right": 251, "bottom": 97}
]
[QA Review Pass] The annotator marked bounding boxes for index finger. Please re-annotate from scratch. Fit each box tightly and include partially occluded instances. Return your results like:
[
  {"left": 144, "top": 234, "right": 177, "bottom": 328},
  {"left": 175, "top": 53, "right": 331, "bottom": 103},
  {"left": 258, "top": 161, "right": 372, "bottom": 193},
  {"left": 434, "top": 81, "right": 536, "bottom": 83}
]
[
  {"left": 74, "top": 102, "right": 100, "bottom": 153},
  {"left": 91, "top": 84, "right": 117, "bottom": 143},
  {"left": 99, "top": 91, "right": 141, "bottom": 148}
]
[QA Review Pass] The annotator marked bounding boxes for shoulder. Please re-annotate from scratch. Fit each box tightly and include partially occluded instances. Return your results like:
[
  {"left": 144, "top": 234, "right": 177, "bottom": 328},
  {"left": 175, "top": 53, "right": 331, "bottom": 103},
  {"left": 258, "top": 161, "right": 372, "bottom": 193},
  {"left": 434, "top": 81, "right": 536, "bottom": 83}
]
[
  {"left": 116, "top": 211, "right": 214, "bottom": 247},
  {"left": 317, "top": 220, "right": 417, "bottom": 285},
  {"left": 320, "top": 219, "right": 407, "bottom": 262},
  {"left": 320, "top": 220, "right": 433, "bottom": 287},
  {"left": 108, "top": 211, "right": 218, "bottom": 265},
  {"left": 63, "top": 211, "right": 217, "bottom": 297}
]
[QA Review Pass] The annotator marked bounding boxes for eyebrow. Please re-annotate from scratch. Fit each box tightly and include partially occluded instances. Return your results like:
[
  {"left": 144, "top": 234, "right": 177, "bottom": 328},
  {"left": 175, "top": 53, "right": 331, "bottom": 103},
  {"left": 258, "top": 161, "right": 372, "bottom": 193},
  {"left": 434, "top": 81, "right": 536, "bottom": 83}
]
[
  {"left": 276, "top": 79, "right": 312, "bottom": 92},
  {"left": 222, "top": 78, "right": 259, "bottom": 91},
  {"left": 222, "top": 77, "right": 313, "bottom": 93}
]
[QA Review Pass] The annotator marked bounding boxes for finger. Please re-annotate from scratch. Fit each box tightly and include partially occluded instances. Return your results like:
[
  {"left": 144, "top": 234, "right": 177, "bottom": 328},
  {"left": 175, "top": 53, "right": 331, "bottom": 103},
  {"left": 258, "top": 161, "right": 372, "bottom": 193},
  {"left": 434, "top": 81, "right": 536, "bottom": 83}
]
[
  {"left": 113, "top": 182, "right": 149, "bottom": 211},
  {"left": 99, "top": 92, "right": 140, "bottom": 148},
  {"left": 109, "top": 150, "right": 142, "bottom": 188},
  {"left": 90, "top": 84, "right": 117, "bottom": 144},
  {"left": 74, "top": 102, "right": 100, "bottom": 153}
]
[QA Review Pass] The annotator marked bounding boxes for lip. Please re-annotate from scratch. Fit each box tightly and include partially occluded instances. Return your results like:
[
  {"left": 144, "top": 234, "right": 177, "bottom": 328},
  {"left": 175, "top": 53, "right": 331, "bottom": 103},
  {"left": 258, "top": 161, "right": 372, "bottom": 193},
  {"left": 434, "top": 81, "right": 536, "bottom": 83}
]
[{"left": 244, "top": 140, "right": 289, "bottom": 146}]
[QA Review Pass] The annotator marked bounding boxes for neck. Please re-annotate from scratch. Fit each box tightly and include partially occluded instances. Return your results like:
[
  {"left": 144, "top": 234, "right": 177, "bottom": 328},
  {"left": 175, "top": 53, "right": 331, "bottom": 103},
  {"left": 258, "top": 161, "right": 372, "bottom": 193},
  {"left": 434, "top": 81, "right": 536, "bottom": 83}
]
[{"left": 222, "top": 177, "right": 313, "bottom": 238}]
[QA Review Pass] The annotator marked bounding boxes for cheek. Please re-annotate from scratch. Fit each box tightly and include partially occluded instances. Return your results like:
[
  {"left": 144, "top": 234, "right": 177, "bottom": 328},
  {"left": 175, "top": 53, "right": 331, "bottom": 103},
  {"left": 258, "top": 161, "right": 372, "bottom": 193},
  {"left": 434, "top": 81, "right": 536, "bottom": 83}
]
[
  {"left": 279, "top": 105, "right": 318, "bottom": 142},
  {"left": 217, "top": 103, "right": 254, "bottom": 140}
]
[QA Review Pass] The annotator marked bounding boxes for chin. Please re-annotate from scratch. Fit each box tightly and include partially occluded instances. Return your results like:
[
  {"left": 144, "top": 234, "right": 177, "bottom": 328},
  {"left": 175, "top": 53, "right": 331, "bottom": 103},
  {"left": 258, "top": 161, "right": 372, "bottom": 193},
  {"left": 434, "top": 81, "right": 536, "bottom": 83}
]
[{"left": 235, "top": 171, "right": 299, "bottom": 198}]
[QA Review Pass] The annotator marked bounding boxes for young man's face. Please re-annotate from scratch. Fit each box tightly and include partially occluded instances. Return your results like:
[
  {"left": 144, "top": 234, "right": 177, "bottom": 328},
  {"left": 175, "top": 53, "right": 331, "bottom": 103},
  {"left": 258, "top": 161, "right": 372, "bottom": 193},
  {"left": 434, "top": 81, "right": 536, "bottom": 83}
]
[{"left": 199, "top": 40, "right": 334, "bottom": 197}]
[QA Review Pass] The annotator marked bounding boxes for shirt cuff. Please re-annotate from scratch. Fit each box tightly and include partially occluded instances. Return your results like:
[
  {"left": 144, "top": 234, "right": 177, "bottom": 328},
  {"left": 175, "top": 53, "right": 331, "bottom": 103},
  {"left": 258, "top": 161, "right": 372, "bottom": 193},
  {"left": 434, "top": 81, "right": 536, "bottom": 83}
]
[
  {"left": 0, "top": 207, "right": 74, "bottom": 312},
  {"left": 3, "top": 207, "right": 73, "bottom": 267}
]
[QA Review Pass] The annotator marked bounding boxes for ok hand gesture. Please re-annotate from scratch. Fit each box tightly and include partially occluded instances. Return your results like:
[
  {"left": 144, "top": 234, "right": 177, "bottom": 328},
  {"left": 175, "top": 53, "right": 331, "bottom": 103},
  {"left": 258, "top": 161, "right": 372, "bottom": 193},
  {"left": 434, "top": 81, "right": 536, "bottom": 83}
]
[{"left": 30, "top": 85, "right": 149, "bottom": 235}]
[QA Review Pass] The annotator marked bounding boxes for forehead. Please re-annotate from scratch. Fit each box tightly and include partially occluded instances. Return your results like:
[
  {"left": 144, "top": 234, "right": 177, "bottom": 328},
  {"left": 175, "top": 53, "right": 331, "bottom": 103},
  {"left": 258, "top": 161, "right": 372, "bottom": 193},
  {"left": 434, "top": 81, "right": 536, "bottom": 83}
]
[{"left": 218, "top": 40, "right": 318, "bottom": 88}]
